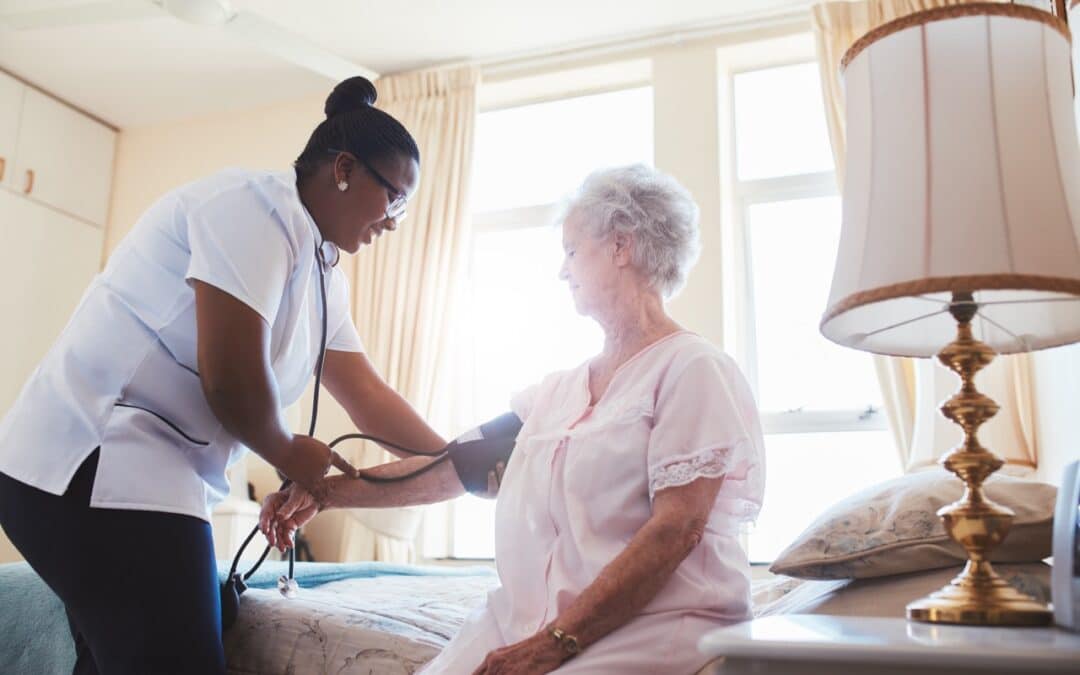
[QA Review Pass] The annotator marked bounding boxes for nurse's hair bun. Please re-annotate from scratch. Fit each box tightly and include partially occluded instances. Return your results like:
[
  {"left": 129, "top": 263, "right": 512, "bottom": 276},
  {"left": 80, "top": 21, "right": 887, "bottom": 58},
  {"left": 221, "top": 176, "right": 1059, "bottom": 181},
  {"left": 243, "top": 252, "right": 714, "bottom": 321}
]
[{"left": 325, "top": 76, "right": 378, "bottom": 119}]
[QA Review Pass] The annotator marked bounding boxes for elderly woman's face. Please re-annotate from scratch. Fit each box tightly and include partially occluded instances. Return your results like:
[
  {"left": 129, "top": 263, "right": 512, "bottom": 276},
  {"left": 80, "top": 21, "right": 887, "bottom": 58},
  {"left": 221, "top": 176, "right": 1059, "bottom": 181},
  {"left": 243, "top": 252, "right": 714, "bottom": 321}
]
[{"left": 559, "top": 211, "right": 622, "bottom": 316}]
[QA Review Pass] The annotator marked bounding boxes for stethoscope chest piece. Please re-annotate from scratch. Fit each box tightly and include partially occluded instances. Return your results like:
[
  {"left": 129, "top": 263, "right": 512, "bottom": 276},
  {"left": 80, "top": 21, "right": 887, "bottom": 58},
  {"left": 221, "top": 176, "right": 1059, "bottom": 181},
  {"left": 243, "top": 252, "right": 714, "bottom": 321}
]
[{"left": 277, "top": 574, "right": 300, "bottom": 599}]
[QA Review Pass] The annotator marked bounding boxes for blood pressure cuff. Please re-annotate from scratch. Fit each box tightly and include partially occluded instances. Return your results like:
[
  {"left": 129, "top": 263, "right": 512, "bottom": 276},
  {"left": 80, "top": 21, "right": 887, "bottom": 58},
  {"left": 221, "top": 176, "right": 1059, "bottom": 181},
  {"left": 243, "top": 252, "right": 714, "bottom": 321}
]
[{"left": 447, "top": 412, "right": 523, "bottom": 494}]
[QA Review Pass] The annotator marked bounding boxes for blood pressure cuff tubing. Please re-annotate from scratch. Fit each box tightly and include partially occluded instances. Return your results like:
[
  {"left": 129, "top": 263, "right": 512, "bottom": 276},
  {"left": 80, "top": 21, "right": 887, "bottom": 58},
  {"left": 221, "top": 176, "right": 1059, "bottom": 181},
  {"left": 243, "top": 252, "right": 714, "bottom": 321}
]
[{"left": 447, "top": 412, "right": 523, "bottom": 494}]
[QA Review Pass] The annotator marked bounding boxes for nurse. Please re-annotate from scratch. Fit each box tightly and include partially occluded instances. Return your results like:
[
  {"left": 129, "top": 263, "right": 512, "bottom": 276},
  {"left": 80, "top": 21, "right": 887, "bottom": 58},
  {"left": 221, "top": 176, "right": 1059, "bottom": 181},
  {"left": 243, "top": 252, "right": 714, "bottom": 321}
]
[{"left": 0, "top": 76, "right": 446, "bottom": 674}]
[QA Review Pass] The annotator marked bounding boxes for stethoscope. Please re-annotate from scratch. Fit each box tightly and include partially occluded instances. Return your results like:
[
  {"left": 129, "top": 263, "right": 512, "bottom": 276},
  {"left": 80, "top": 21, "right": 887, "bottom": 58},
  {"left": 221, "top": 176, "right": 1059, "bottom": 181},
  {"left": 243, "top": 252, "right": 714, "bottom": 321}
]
[{"left": 220, "top": 237, "right": 453, "bottom": 630}]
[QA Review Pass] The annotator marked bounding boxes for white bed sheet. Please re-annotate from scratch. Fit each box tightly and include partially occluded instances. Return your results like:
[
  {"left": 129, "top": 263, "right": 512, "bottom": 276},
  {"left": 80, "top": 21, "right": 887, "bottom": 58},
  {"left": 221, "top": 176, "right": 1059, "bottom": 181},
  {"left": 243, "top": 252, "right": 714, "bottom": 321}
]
[{"left": 225, "top": 563, "right": 1051, "bottom": 674}]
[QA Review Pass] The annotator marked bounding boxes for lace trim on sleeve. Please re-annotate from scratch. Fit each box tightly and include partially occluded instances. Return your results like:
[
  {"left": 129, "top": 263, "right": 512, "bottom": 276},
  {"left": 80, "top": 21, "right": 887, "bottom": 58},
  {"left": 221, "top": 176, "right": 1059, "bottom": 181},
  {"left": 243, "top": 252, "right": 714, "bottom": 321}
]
[{"left": 648, "top": 446, "right": 737, "bottom": 499}]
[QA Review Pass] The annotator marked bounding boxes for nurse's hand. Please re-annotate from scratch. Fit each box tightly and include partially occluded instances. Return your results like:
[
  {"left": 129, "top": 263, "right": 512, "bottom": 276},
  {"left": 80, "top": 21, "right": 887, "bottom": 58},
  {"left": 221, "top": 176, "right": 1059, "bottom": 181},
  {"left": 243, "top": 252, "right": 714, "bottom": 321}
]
[
  {"left": 472, "top": 633, "right": 565, "bottom": 675},
  {"left": 279, "top": 435, "right": 358, "bottom": 494}
]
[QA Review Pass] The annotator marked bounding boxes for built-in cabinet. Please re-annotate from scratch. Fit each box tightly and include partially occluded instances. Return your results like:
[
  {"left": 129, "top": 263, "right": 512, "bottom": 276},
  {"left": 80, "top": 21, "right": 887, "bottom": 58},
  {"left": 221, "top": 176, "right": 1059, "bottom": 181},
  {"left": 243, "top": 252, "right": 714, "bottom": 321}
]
[{"left": 0, "top": 72, "right": 115, "bottom": 225}]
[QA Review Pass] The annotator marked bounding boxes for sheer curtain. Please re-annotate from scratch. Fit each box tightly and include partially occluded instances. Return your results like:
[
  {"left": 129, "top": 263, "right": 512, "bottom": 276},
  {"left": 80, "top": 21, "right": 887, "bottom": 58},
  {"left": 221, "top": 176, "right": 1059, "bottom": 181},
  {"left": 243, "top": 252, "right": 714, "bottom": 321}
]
[{"left": 810, "top": 0, "right": 1038, "bottom": 473}]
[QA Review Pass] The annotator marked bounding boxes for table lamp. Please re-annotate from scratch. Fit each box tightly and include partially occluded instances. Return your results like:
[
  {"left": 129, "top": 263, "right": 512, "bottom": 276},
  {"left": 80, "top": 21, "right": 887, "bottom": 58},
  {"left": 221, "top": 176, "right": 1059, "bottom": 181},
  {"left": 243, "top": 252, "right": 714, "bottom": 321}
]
[{"left": 822, "top": 2, "right": 1080, "bottom": 626}]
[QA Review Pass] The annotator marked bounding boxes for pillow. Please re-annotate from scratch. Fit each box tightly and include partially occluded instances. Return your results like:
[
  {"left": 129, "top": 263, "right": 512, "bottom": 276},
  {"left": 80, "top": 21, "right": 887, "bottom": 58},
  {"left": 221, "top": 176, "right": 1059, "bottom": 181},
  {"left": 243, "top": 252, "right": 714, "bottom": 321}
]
[{"left": 769, "top": 470, "right": 1056, "bottom": 579}]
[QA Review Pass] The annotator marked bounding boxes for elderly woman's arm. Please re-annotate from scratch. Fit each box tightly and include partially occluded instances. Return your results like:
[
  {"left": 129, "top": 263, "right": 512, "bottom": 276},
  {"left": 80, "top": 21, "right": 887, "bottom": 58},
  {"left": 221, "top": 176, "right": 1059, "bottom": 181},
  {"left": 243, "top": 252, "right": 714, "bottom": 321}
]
[
  {"left": 474, "top": 474, "right": 725, "bottom": 674},
  {"left": 260, "top": 450, "right": 509, "bottom": 551}
]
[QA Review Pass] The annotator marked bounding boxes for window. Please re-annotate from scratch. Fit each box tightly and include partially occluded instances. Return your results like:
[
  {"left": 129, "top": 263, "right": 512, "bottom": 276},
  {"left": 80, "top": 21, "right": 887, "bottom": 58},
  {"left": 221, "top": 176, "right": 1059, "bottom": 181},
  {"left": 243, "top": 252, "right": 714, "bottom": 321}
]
[
  {"left": 442, "top": 86, "right": 654, "bottom": 559},
  {"left": 724, "top": 60, "right": 900, "bottom": 562}
]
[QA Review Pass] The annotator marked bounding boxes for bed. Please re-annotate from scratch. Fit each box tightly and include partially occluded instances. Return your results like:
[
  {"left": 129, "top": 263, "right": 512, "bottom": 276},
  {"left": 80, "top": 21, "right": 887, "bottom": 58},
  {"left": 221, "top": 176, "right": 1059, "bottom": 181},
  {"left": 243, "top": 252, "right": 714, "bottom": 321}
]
[
  {"left": 0, "top": 471, "right": 1055, "bottom": 674},
  {"left": 0, "top": 559, "right": 496, "bottom": 675}
]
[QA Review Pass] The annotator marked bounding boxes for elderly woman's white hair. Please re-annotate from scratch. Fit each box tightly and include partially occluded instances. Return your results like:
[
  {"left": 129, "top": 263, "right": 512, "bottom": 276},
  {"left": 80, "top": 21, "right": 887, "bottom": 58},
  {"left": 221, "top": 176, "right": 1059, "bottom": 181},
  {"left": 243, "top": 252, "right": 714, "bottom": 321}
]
[{"left": 563, "top": 164, "right": 701, "bottom": 299}]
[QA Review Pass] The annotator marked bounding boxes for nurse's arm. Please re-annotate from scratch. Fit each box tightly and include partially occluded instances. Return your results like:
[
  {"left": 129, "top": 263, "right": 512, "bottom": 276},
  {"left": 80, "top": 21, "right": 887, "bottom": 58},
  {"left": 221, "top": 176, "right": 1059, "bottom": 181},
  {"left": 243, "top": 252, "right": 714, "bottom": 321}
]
[
  {"left": 475, "top": 475, "right": 725, "bottom": 670},
  {"left": 321, "top": 349, "right": 447, "bottom": 457},
  {"left": 193, "top": 281, "right": 350, "bottom": 490}
]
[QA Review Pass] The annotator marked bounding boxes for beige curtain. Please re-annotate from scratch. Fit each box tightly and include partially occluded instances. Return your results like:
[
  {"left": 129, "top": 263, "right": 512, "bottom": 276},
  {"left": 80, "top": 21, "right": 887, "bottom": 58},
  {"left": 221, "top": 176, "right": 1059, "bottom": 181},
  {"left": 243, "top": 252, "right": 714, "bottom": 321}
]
[
  {"left": 336, "top": 66, "right": 481, "bottom": 561},
  {"left": 810, "top": 0, "right": 1038, "bottom": 473}
]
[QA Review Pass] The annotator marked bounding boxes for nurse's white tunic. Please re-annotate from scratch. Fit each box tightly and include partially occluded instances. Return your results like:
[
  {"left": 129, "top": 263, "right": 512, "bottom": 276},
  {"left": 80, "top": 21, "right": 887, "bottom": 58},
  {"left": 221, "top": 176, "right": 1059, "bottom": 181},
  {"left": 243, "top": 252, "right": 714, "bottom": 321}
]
[{"left": 0, "top": 167, "right": 363, "bottom": 521}]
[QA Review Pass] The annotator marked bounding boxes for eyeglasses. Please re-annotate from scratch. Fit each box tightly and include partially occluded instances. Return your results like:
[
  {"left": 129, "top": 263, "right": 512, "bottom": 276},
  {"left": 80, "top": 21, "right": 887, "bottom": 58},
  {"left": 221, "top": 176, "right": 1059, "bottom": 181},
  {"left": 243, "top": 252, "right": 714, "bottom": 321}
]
[{"left": 327, "top": 149, "right": 409, "bottom": 221}]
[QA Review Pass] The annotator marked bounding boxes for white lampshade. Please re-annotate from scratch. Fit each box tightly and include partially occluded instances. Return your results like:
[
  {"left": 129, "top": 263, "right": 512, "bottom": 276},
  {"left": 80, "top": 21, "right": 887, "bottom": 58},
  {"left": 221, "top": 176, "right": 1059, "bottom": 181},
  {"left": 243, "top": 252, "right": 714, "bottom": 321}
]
[
  {"left": 1072, "top": 0, "right": 1080, "bottom": 121},
  {"left": 822, "top": 3, "right": 1080, "bottom": 357}
]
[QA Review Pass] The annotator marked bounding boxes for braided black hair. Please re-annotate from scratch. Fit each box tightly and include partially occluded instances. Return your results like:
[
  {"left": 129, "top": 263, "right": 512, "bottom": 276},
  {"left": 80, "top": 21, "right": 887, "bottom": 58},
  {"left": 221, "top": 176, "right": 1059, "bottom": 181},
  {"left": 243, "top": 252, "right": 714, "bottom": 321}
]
[{"left": 295, "top": 76, "right": 420, "bottom": 180}]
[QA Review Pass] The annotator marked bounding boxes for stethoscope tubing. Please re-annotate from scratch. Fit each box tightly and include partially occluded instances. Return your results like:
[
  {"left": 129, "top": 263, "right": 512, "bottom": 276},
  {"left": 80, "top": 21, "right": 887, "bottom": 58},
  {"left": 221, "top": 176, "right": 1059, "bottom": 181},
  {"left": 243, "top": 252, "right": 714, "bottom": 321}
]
[{"left": 227, "top": 242, "right": 452, "bottom": 587}]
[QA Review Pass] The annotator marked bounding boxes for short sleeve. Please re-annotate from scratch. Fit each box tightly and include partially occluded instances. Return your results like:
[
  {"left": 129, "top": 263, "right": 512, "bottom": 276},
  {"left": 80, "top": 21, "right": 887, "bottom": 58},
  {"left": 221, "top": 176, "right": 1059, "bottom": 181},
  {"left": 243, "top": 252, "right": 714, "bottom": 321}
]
[
  {"left": 185, "top": 189, "right": 295, "bottom": 325},
  {"left": 646, "top": 354, "right": 759, "bottom": 501},
  {"left": 509, "top": 382, "right": 541, "bottom": 423},
  {"left": 325, "top": 270, "right": 364, "bottom": 353}
]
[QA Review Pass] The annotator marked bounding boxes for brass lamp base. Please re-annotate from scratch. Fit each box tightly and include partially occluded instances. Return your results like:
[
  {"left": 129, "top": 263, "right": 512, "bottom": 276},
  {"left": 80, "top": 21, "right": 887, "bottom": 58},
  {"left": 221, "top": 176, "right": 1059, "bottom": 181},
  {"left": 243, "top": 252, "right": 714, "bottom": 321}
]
[
  {"left": 904, "top": 292, "right": 1052, "bottom": 627},
  {"left": 907, "top": 561, "right": 1052, "bottom": 625}
]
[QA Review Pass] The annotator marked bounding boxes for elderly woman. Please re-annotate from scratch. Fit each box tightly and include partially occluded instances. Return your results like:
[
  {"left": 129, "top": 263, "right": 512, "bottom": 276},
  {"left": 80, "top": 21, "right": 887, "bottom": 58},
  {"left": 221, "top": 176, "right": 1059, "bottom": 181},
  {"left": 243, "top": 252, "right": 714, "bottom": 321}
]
[{"left": 263, "top": 164, "right": 765, "bottom": 674}]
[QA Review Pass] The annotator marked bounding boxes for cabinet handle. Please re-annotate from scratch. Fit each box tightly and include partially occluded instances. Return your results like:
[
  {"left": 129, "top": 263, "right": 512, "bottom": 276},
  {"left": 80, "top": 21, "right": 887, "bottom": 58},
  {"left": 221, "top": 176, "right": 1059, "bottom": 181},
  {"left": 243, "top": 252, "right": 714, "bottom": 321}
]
[
  {"left": 0, "top": 157, "right": 5, "bottom": 182},
  {"left": 24, "top": 168, "right": 34, "bottom": 195}
]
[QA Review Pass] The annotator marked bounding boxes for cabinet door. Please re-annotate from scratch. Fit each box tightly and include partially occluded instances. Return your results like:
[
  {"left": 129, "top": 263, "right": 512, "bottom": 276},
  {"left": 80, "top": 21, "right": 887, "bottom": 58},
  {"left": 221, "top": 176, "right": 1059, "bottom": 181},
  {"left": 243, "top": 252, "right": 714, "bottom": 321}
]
[
  {"left": 0, "top": 189, "right": 103, "bottom": 414},
  {"left": 13, "top": 88, "right": 116, "bottom": 226},
  {"left": 0, "top": 72, "right": 23, "bottom": 191}
]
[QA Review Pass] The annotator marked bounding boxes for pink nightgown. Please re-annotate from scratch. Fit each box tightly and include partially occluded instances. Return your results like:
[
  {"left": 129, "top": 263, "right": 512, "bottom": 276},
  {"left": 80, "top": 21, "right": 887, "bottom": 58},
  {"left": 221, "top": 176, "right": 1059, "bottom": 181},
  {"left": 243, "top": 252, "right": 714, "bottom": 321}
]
[{"left": 422, "top": 331, "right": 765, "bottom": 674}]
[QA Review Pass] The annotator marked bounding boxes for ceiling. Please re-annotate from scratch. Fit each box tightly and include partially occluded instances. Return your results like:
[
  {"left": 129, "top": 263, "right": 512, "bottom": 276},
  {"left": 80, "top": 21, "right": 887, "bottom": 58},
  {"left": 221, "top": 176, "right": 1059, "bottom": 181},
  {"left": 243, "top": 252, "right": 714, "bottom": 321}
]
[{"left": 0, "top": 0, "right": 809, "bottom": 129}]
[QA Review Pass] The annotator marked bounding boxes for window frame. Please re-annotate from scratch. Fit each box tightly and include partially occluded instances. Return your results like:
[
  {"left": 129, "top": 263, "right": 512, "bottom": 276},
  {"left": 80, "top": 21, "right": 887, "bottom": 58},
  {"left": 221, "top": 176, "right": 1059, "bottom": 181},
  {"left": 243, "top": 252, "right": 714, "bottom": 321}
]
[
  {"left": 716, "top": 41, "right": 898, "bottom": 562},
  {"left": 719, "top": 52, "right": 887, "bottom": 438}
]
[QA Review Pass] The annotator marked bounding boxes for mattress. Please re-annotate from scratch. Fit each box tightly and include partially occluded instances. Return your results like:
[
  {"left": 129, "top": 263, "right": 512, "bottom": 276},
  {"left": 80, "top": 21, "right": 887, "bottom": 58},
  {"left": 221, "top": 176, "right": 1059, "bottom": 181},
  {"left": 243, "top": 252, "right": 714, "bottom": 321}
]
[{"left": 225, "top": 573, "right": 498, "bottom": 674}]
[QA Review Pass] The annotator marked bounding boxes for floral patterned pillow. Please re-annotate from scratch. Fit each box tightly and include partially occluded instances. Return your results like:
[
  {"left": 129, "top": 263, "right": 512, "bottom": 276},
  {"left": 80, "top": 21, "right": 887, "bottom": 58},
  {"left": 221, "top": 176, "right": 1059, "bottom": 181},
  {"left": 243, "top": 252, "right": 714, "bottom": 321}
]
[{"left": 769, "top": 470, "right": 1056, "bottom": 579}]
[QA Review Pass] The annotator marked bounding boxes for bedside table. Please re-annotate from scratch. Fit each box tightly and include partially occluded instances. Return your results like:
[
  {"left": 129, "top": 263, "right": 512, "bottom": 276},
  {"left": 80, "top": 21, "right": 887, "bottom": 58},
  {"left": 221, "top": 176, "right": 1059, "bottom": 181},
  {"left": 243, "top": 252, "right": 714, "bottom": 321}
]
[{"left": 697, "top": 615, "right": 1080, "bottom": 675}]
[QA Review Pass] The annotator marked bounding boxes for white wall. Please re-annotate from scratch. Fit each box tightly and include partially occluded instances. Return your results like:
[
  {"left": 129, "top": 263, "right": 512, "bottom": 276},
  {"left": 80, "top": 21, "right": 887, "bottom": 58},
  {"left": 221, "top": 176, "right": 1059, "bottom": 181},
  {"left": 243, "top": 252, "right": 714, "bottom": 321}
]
[
  {"left": 653, "top": 44, "right": 724, "bottom": 345},
  {"left": 105, "top": 96, "right": 323, "bottom": 255}
]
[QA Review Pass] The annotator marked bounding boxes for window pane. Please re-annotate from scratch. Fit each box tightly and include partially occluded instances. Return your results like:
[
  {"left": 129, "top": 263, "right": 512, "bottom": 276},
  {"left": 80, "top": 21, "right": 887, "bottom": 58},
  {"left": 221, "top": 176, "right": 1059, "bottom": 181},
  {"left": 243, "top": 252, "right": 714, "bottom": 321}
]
[
  {"left": 451, "top": 225, "right": 604, "bottom": 557},
  {"left": 452, "top": 494, "right": 501, "bottom": 559},
  {"left": 748, "top": 196, "right": 882, "bottom": 414},
  {"left": 734, "top": 62, "right": 834, "bottom": 180},
  {"left": 467, "top": 226, "right": 603, "bottom": 420},
  {"left": 471, "top": 87, "right": 654, "bottom": 213},
  {"left": 747, "top": 430, "right": 900, "bottom": 562}
]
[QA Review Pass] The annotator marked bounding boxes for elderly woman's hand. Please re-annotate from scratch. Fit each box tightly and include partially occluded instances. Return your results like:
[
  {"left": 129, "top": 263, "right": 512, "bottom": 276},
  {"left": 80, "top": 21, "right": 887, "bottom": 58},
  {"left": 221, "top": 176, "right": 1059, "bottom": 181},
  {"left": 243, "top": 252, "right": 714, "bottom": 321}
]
[
  {"left": 259, "top": 482, "right": 323, "bottom": 551},
  {"left": 472, "top": 633, "right": 565, "bottom": 675}
]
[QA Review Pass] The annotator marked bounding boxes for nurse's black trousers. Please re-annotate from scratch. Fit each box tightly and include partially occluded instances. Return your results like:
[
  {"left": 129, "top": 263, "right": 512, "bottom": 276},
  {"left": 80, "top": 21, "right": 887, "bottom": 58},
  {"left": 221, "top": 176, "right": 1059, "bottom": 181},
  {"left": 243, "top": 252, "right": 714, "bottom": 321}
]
[{"left": 0, "top": 449, "right": 226, "bottom": 675}]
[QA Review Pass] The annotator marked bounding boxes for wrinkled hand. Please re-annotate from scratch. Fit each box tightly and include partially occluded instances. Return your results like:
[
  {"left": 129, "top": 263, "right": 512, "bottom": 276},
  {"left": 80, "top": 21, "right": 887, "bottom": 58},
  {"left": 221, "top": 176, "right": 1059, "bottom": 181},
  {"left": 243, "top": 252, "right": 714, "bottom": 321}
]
[
  {"left": 259, "top": 483, "right": 321, "bottom": 552},
  {"left": 472, "top": 633, "right": 564, "bottom": 675},
  {"left": 473, "top": 461, "right": 507, "bottom": 500}
]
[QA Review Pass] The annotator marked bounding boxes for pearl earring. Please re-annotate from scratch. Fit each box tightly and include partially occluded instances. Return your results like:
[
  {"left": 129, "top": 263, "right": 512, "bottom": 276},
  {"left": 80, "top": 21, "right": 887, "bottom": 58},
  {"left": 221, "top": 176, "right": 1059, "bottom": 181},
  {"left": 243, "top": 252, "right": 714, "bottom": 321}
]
[{"left": 337, "top": 181, "right": 348, "bottom": 192}]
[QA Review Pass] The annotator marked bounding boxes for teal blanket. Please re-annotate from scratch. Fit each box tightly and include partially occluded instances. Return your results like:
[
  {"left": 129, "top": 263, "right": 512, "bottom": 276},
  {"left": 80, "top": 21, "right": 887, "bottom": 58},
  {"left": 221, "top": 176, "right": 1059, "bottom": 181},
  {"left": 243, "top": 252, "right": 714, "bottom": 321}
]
[{"left": 0, "top": 560, "right": 492, "bottom": 674}]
